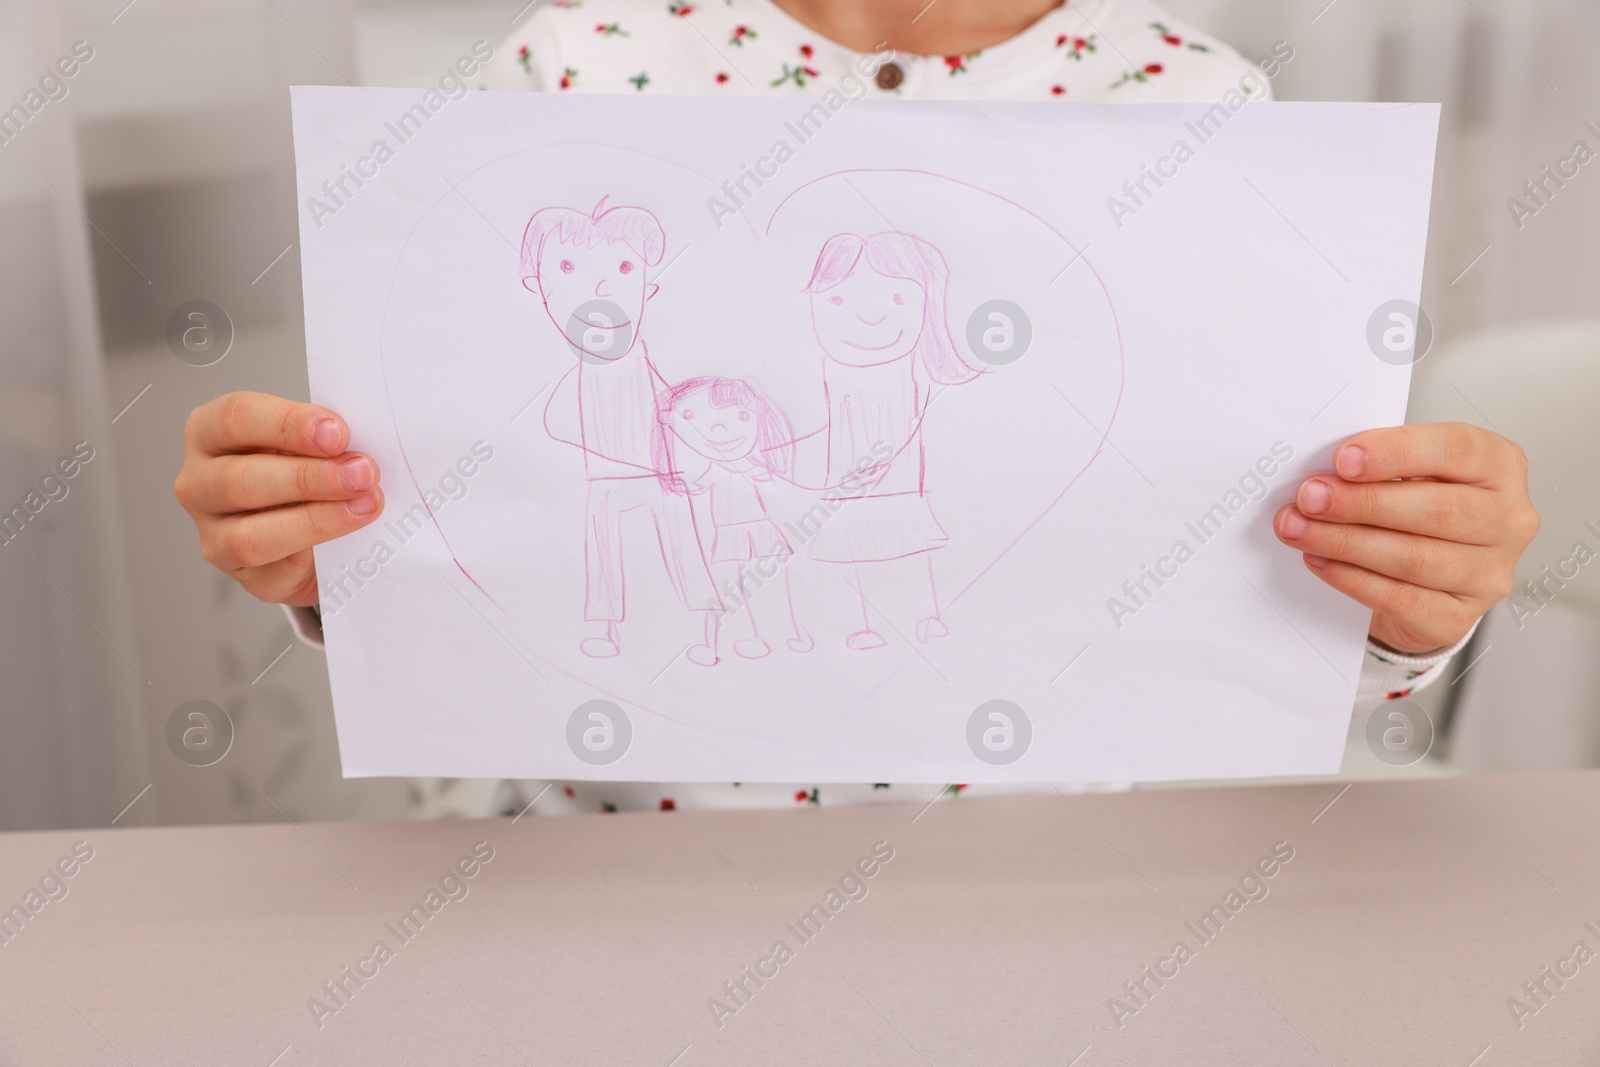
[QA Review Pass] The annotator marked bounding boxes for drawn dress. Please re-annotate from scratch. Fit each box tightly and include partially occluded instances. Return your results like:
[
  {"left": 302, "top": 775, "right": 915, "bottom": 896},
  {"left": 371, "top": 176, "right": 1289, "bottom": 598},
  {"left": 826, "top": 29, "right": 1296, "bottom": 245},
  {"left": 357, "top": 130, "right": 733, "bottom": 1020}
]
[
  {"left": 698, "top": 459, "right": 793, "bottom": 563},
  {"left": 808, "top": 358, "right": 948, "bottom": 563}
]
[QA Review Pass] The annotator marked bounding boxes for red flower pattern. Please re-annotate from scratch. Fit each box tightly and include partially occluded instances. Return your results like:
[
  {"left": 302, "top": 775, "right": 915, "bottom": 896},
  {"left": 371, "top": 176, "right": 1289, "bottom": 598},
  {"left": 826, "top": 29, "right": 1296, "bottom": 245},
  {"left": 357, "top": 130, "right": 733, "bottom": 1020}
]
[{"left": 1057, "top": 33, "right": 1097, "bottom": 60}]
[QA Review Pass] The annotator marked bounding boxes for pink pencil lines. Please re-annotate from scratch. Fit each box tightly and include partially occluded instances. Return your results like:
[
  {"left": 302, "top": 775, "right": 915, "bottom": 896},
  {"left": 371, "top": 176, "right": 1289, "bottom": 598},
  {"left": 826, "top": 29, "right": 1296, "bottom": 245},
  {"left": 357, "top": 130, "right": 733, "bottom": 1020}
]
[
  {"left": 520, "top": 197, "right": 721, "bottom": 661},
  {"left": 520, "top": 190, "right": 1001, "bottom": 664}
]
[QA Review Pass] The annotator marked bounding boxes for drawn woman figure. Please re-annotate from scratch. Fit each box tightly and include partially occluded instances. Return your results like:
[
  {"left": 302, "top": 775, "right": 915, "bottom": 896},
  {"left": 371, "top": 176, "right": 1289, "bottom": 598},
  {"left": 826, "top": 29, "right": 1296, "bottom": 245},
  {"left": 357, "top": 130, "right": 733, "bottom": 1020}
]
[
  {"left": 803, "top": 231, "right": 983, "bottom": 650},
  {"left": 655, "top": 376, "right": 813, "bottom": 665}
]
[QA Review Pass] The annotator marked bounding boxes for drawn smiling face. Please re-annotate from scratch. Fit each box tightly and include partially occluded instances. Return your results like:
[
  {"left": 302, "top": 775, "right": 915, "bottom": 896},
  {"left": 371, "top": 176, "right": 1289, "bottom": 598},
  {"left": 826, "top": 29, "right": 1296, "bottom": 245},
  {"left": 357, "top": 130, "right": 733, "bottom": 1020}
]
[
  {"left": 534, "top": 237, "right": 650, "bottom": 361},
  {"left": 669, "top": 386, "right": 759, "bottom": 462},
  {"left": 810, "top": 266, "right": 926, "bottom": 368}
]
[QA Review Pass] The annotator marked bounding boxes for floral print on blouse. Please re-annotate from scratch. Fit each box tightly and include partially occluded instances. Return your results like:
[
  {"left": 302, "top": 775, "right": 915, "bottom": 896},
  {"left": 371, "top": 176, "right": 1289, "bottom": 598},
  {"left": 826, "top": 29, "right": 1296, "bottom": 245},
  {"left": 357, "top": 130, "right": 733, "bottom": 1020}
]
[{"left": 485, "top": 0, "right": 1275, "bottom": 103}]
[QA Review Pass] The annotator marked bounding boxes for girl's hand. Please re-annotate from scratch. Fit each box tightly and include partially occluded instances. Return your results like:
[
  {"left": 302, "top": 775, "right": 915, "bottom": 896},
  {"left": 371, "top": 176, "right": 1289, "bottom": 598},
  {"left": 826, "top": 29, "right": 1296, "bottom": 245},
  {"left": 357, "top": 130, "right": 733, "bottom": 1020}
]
[
  {"left": 1273, "top": 423, "right": 1539, "bottom": 654},
  {"left": 174, "top": 392, "right": 385, "bottom": 606}
]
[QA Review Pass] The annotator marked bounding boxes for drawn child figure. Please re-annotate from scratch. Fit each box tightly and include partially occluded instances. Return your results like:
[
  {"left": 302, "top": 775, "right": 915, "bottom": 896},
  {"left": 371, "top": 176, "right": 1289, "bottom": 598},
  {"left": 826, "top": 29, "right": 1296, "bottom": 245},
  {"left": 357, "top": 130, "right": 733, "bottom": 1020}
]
[
  {"left": 803, "top": 231, "right": 983, "bottom": 650},
  {"left": 655, "top": 376, "right": 813, "bottom": 664},
  {"left": 521, "top": 198, "right": 721, "bottom": 659}
]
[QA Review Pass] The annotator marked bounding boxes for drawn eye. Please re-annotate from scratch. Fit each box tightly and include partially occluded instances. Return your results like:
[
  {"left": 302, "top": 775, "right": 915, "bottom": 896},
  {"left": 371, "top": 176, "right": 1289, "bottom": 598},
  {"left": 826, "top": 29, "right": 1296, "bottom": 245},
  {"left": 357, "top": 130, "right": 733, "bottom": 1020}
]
[
  {"left": 619, "top": 260, "right": 634, "bottom": 274},
  {"left": 892, "top": 293, "right": 905, "bottom": 305},
  {"left": 681, "top": 409, "right": 695, "bottom": 421},
  {"left": 560, "top": 259, "right": 575, "bottom": 274},
  {"left": 827, "top": 296, "right": 843, "bottom": 306},
  {"left": 737, "top": 410, "right": 751, "bottom": 422}
]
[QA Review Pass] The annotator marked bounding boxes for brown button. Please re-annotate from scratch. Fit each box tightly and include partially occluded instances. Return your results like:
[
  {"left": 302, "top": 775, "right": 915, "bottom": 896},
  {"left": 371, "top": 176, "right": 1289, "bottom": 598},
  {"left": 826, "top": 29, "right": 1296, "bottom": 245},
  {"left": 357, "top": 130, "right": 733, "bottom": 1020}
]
[{"left": 875, "top": 62, "right": 904, "bottom": 90}]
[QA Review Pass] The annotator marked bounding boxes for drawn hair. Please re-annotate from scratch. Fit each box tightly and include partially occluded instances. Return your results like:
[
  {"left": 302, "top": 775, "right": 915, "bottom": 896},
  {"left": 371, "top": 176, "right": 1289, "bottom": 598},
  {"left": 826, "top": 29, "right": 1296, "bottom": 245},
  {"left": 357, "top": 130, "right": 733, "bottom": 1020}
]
[
  {"left": 803, "top": 231, "right": 980, "bottom": 386},
  {"left": 653, "top": 376, "right": 796, "bottom": 495},
  {"left": 520, "top": 196, "right": 666, "bottom": 277}
]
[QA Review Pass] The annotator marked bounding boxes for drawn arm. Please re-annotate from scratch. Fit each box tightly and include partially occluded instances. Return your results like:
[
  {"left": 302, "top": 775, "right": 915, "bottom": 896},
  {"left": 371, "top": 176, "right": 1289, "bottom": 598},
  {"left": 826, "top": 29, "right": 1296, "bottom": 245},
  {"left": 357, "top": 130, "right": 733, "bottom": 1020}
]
[
  {"left": 675, "top": 454, "right": 714, "bottom": 495},
  {"left": 542, "top": 365, "right": 583, "bottom": 450}
]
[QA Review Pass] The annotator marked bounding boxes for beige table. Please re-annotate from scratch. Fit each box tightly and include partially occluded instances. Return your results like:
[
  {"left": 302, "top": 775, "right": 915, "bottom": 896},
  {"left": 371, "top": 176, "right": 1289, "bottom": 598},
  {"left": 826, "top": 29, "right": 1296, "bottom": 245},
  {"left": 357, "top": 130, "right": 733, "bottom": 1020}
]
[{"left": 2, "top": 773, "right": 1598, "bottom": 1065}]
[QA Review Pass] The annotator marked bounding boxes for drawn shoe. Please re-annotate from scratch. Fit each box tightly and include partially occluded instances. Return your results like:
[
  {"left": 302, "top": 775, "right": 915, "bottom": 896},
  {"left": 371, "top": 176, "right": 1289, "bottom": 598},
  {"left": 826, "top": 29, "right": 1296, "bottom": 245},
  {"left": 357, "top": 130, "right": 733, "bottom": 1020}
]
[
  {"left": 786, "top": 630, "right": 814, "bottom": 654},
  {"left": 686, "top": 644, "right": 719, "bottom": 667},
  {"left": 734, "top": 638, "right": 772, "bottom": 660},
  {"left": 580, "top": 636, "right": 621, "bottom": 658},
  {"left": 846, "top": 629, "right": 888, "bottom": 651},
  {"left": 915, "top": 617, "right": 949, "bottom": 643}
]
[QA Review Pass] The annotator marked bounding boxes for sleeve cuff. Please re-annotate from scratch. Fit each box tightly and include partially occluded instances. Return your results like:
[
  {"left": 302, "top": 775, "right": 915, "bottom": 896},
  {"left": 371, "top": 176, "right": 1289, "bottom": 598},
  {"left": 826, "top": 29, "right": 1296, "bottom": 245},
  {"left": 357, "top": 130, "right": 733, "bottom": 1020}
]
[{"left": 1354, "top": 618, "right": 1481, "bottom": 708}]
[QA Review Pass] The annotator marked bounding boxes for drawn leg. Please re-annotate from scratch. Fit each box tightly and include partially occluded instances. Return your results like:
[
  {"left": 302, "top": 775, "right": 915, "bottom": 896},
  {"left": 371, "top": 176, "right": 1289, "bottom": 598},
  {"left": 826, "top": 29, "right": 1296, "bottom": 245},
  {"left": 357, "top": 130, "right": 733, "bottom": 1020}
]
[
  {"left": 732, "top": 563, "right": 771, "bottom": 660},
  {"left": 782, "top": 567, "right": 813, "bottom": 653},
  {"left": 582, "top": 481, "right": 625, "bottom": 658},
  {"left": 915, "top": 553, "right": 949, "bottom": 643},
  {"left": 845, "top": 562, "right": 888, "bottom": 651},
  {"left": 652, "top": 491, "right": 720, "bottom": 615},
  {"left": 686, "top": 610, "right": 720, "bottom": 667}
]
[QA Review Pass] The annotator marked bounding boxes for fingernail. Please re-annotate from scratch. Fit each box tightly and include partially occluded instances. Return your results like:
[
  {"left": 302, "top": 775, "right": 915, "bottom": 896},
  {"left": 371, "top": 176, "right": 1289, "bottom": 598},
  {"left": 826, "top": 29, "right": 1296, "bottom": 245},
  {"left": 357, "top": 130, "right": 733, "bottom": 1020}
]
[
  {"left": 347, "top": 491, "right": 381, "bottom": 517},
  {"left": 313, "top": 418, "right": 343, "bottom": 456},
  {"left": 338, "top": 455, "right": 374, "bottom": 492},
  {"left": 1305, "top": 554, "right": 1329, "bottom": 570},
  {"left": 1336, "top": 445, "right": 1365, "bottom": 479},
  {"left": 1280, "top": 509, "right": 1309, "bottom": 540},
  {"left": 1299, "top": 479, "right": 1333, "bottom": 515}
]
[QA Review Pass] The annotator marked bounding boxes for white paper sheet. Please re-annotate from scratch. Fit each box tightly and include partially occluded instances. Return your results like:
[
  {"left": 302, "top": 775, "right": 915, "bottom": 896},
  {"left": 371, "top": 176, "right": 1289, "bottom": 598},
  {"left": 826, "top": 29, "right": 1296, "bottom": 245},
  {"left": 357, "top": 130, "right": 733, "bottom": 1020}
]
[{"left": 291, "top": 87, "right": 1439, "bottom": 783}]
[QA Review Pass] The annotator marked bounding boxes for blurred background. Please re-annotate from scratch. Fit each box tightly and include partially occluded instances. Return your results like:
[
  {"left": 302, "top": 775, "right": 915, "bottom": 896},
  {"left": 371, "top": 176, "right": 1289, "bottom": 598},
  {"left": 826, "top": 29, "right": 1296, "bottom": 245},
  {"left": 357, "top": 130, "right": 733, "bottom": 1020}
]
[{"left": 1, "top": 0, "right": 1595, "bottom": 831}]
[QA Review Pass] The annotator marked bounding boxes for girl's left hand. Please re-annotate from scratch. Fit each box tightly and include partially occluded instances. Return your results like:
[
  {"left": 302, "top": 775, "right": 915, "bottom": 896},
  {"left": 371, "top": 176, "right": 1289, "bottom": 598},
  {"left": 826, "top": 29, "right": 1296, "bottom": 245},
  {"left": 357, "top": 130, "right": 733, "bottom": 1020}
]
[{"left": 1273, "top": 423, "right": 1540, "bottom": 655}]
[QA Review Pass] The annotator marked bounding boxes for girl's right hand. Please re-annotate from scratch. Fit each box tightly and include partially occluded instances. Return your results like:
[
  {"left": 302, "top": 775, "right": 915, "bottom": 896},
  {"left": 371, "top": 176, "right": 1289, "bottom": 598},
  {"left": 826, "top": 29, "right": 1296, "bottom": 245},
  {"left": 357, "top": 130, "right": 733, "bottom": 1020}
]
[{"left": 173, "top": 391, "right": 385, "bottom": 606}]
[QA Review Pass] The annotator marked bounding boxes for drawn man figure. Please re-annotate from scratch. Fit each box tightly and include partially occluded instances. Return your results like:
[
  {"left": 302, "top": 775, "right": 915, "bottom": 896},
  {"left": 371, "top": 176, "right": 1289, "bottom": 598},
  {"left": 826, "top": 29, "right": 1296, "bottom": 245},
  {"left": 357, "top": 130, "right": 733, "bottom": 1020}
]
[{"left": 520, "top": 198, "right": 719, "bottom": 659}]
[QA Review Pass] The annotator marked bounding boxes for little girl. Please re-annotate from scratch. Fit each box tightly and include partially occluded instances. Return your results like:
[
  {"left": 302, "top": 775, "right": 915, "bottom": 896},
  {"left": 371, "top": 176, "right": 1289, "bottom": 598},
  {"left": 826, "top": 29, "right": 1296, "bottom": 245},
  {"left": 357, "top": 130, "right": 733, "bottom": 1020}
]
[
  {"left": 176, "top": 0, "right": 1538, "bottom": 817},
  {"left": 655, "top": 376, "right": 813, "bottom": 665}
]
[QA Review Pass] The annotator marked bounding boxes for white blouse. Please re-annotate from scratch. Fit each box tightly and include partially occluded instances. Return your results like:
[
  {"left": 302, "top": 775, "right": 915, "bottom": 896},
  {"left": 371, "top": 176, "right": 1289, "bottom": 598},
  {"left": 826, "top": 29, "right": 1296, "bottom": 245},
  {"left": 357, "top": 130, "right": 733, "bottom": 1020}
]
[{"left": 289, "top": 0, "right": 1473, "bottom": 816}]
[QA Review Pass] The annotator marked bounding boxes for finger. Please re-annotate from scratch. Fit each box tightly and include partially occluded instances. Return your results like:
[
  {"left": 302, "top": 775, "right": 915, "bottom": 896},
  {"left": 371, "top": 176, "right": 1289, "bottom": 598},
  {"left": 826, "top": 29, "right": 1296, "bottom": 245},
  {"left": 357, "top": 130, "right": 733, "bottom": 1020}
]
[
  {"left": 1331, "top": 423, "right": 1526, "bottom": 489},
  {"left": 1297, "top": 554, "right": 1480, "bottom": 651},
  {"left": 233, "top": 551, "right": 320, "bottom": 606},
  {"left": 189, "top": 391, "right": 350, "bottom": 459},
  {"left": 202, "top": 490, "right": 384, "bottom": 570},
  {"left": 1293, "top": 477, "right": 1507, "bottom": 545},
  {"left": 1275, "top": 505, "right": 1497, "bottom": 597},
  {"left": 186, "top": 452, "right": 379, "bottom": 514}
]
